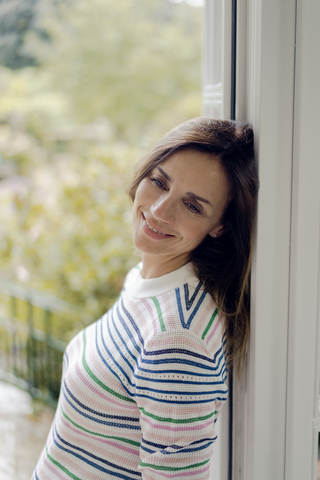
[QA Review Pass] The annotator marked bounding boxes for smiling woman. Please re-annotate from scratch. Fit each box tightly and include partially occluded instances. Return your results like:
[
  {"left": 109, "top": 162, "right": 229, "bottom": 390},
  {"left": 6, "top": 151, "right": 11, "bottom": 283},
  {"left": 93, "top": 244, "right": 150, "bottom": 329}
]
[
  {"left": 32, "top": 117, "right": 258, "bottom": 480},
  {"left": 132, "top": 149, "right": 232, "bottom": 278}
]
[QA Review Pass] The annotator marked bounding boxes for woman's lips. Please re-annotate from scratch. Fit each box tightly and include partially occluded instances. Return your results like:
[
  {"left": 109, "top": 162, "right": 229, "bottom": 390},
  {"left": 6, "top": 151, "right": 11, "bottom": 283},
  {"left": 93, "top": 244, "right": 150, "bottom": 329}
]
[{"left": 142, "top": 214, "right": 174, "bottom": 239}]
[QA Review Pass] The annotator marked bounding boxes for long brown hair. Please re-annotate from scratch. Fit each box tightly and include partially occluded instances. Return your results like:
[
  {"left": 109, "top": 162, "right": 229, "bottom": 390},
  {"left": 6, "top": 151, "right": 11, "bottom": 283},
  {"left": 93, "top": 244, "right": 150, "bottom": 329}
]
[{"left": 127, "top": 117, "right": 259, "bottom": 373}]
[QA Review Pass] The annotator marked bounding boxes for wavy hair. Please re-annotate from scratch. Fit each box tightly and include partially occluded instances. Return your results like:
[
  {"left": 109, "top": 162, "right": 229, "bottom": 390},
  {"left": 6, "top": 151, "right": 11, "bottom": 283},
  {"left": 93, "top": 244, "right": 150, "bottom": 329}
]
[{"left": 127, "top": 117, "right": 259, "bottom": 373}]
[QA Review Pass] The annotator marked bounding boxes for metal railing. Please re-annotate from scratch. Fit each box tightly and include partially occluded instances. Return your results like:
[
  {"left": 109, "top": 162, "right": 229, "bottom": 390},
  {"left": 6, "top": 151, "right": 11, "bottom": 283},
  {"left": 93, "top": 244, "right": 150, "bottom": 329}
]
[{"left": 0, "top": 279, "right": 76, "bottom": 406}]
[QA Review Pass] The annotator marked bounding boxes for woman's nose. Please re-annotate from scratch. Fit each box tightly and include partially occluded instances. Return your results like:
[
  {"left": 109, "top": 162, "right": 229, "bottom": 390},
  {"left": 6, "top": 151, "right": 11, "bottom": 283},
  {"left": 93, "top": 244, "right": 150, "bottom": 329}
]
[{"left": 150, "top": 195, "right": 175, "bottom": 224}]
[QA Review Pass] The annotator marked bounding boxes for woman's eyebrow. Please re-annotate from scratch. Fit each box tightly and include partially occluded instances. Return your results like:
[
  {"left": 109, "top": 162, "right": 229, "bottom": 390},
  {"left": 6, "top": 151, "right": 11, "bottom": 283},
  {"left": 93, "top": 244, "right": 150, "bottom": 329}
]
[
  {"left": 186, "top": 192, "right": 212, "bottom": 207},
  {"left": 156, "top": 166, "right": 171, "bottom": 181}
]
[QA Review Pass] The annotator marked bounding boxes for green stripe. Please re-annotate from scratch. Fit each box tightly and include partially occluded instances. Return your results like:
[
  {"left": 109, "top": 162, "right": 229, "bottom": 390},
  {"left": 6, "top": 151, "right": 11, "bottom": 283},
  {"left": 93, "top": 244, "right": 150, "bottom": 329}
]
[
  {"left": 61, "top": 406, "right": 140, "bottom": 447},
  {"left": 139, "top": 458, "right": 209, "bottom": 472},
  {"left": 201, "top": 308, "right": 218, "bottom": 340},
  {"left": 46, "top": 446, "right": 81, "bottom": 480},
  {"left": 138, "top": 407, "right": 217, "bottom": 424},
  {"left": 82, "top": 329, "right": 135, "bottom": 403},
  {"left": 151, "top": 297, "right": 166, "bottom": 332}
]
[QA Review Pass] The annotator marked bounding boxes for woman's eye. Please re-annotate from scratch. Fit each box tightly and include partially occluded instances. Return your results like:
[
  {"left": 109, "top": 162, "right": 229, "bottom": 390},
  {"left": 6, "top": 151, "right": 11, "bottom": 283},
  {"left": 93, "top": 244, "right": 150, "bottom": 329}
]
[
  {"left": 186, "top": 203, "right": 201, "bottom": 214},
  {"left": 150, "top": 177, "right": 166, "bottom": 189}
]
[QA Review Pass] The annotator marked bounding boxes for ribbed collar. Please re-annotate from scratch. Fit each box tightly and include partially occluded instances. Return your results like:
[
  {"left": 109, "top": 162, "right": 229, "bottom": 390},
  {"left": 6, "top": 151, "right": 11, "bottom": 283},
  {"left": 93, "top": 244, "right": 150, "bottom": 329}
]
[{"left": 125, "top": 262, "right": 200, "bottom": 299}]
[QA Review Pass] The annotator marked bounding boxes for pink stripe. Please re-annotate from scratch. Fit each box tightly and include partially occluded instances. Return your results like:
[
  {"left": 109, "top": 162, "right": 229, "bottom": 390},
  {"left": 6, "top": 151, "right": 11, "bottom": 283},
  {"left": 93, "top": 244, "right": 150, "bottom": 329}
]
[
  {"left": 74, "top": 354, "right": 137, "bottom": 411},
  {"left": 206, "top": 316, "right": 221, "bottom": 345},
  {"left": 60, "top": 414, "right": 139, "bottom": 456},
  {"left": 45, "top": 436, "right": 110, "bottom": 480},
  {"left": 141, "top": 298, "right": 158, "bottom": 334},
  {"left": 45, "top": 450, "right": 104, "bottom": 480},
  {"left": 142, "top": 462, "right": 210, "bottom": 478},
  {"left": 44, "top": 456, "right": 66, "bottom": 480},
  {"left": 130, "top": 301, "right": 151, "bottom": 332},
  {"left": 140, "top": 416, "right": 213, "bottom": 432}
]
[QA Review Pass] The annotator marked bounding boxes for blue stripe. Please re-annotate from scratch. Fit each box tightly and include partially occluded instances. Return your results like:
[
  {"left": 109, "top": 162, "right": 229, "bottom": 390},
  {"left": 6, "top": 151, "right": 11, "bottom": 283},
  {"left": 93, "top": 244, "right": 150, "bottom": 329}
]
[
  {"left": 140, "top": 346, "right": 223, "bottom": 365},
  {"left": 135, "top": 350, "right": 226, "bottom": 377},
  {"left": 138, "top": 356, "right": 223, "bottom": 371},
  {"left": 100, "top": 314, "right": 135, "bottom": 387},
  {"left": 140, "top": 440, "right": 216, "bottom": 456},
  {"left": 184, "top": 282, "right": 203, "bottom": 310},
  {"left": 176, "top": 286, "right": 207, "bottom": 329},
  {"left": 139, "top": 444, "right": 155, "bottom": 454},
  {"left": 161, "top": 439, "right": 216, "bottom": 455},
  {"left": 61, "top": 383, "right": 141, "bottom": 430},
  {"left": 52, "top": 428, "right": 141, "bottom": 479},
  {"left": 63, "top": 379, "right": 139, "bottom": 422},
  {"left": 118, "top": 301, "right": 142, "bottom": 355},
  {"left": 186, "top": 290, "right": 207, "bottom": 328},
  {"left": 55, "top": 427, "right": 139, "bottom": 476},
  {"left": 94, "top": 322, "right": 136, "bottom": 398},
  {"left": 111, "top": 307, "right": 136, "bottom": 366},
  {"left": 176, "top": 288, "right": 185, "bottom": 327},
  {"left": 141, "top": 435, "right": 217, "bottom": 451}
]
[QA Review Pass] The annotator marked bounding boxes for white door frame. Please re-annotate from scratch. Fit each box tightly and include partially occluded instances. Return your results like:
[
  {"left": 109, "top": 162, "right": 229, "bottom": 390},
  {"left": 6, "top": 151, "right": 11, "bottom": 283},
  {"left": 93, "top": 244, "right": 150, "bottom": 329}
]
[
  {"left": 235, "top": 0, "right": 320, "bottom": 479},
  {"left": 203, "top": 0, "right": 320, "bottom": 478}
]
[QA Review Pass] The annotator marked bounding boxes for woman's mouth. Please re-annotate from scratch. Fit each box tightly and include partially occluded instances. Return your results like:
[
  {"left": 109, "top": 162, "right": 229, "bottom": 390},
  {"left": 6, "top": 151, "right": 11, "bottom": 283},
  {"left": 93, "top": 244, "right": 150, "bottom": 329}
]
[{"left": 142, "top": 214, "right": 174, "bottom": 238}]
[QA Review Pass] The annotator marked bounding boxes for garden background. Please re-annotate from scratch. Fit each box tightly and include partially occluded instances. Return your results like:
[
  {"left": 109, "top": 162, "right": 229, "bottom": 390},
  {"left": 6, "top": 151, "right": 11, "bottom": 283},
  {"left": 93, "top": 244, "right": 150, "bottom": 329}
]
[{"left": 0, "top": 0, "right": 202, "bottom": 346}]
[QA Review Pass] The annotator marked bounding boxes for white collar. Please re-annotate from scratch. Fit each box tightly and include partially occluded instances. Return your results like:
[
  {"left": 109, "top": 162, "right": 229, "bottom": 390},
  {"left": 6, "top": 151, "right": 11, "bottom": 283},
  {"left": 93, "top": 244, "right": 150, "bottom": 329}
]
[{"left": 125, "top": 262, "right": 200, "bottom": 298}]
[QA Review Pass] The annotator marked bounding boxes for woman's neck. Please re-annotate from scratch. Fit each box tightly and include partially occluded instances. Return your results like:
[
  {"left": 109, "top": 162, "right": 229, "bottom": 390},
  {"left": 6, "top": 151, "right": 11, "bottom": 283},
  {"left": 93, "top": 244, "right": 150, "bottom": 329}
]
[{"left": 140, "top": 253, "right": 190, "bottom": 279}]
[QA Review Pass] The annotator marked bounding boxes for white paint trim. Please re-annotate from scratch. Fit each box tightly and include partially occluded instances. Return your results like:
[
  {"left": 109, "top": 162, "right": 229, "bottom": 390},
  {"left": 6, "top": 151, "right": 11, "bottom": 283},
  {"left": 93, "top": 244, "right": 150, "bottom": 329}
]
[
  {"left": 240, "top": 0, "right": 297, "bottom": 478},
  {"left": 284, "top": 1, "right": 320, "bottom": 478}
]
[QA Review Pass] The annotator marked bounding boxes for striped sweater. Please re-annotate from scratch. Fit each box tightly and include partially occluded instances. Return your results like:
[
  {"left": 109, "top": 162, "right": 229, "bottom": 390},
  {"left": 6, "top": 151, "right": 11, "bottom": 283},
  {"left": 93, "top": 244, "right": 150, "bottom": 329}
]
[{"left": 32, "top": 262, "right": 228, "bottom": 480}]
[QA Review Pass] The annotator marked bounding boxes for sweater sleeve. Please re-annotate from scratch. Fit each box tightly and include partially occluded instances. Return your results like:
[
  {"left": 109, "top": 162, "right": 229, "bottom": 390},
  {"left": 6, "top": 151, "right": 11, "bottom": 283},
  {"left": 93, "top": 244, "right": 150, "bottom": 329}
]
[{"left": 135, "top": 329, "right": 228, "bottom": 480}]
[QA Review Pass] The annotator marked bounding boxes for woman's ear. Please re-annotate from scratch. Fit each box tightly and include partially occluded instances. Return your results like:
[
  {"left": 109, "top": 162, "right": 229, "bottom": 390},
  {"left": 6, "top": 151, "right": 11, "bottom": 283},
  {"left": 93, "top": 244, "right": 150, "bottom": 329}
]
[{"left": 209, "top": 223, "right": 230, "bottom": 238}]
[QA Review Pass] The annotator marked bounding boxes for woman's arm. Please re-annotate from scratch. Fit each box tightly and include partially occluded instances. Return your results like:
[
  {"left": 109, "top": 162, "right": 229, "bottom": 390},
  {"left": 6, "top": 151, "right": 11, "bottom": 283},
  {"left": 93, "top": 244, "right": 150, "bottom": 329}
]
[{"left": 135, "top": 329, "right": 228, "bottom": 480}]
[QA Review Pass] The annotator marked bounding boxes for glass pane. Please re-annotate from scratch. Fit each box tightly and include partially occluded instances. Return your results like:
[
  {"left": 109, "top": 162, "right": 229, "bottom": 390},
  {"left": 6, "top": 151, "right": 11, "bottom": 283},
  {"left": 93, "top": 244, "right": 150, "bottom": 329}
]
[{"left": 202, "top": 0, "right": 224, "bottom": 118}]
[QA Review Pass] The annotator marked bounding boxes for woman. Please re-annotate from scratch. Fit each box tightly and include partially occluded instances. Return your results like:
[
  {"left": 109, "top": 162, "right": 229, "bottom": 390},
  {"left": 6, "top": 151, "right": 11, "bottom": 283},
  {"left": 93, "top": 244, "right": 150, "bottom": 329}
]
[{"left": 32, "top": 117, "right": 258, "bottom": 480}]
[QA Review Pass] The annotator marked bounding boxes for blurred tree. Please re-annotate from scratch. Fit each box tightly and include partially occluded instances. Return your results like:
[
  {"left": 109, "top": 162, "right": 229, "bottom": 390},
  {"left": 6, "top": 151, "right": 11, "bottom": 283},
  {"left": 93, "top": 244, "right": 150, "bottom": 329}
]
[
  {"left": 0, "top": 0, "right": 202, "bottom": 337},
  {"left": 0, "top": 144, "right": 139, "bottom": 329},
  {"left": 0, "top": 0, "right": 50, "bottom": 69},
  {"left": 29, "top": 0, "right": 202, "bottom": 143}
]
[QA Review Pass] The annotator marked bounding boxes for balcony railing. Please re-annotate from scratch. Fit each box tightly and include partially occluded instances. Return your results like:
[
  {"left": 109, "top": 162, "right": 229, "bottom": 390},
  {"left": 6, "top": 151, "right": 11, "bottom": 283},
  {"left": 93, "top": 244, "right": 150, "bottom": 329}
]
[{"left": 0, "top": 279, "right": 76, "bottom": 406}]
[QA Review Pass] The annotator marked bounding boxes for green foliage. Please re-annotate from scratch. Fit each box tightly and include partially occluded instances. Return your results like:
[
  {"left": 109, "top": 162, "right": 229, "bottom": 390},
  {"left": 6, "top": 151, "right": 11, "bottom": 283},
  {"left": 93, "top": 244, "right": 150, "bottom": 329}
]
[
  {"left": 0, "top": 0, "right": 49, "bottom": 69},
  {"left": 0, "top": 0, "right": 202, "bottom": 338},
  {"left": 0, "top": 143, "right": 140, "bottom": 326},
  {"left": 28, "top": 0, "right": 202, "bottom": 143}
]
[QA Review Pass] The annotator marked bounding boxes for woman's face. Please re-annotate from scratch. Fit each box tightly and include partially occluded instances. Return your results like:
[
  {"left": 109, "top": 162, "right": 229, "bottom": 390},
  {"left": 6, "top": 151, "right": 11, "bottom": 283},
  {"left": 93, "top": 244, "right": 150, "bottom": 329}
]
[{"left": 132, "top": 148, "right": 232, "bottom": 275}]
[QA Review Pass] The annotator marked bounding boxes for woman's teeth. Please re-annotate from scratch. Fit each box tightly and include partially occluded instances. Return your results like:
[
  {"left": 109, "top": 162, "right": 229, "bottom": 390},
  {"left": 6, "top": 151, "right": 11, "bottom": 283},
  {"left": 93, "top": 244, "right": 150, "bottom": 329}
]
[{"left": 145, "top": 217, "right": 166, "bottom": 235}]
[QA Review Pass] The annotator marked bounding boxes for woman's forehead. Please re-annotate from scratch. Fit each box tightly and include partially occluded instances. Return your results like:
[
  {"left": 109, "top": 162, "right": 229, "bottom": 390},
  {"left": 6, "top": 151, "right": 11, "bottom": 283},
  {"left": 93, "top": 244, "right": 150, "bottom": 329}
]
[{"left": 154, "top": 149, "right": 232, "bottom": 202}]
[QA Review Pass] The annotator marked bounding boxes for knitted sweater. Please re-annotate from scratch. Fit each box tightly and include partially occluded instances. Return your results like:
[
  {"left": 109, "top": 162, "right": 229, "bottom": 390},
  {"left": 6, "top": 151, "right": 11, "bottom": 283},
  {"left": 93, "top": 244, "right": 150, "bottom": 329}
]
[{"left": 32, "top": 262, "right": 228, "bottom": 480}]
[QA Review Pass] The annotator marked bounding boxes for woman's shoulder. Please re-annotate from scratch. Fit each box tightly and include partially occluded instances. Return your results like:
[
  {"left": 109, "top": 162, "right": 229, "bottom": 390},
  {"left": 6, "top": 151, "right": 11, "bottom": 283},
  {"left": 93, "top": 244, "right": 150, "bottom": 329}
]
[
  {"left": 121, "top": 263, "right": 226, "bottom": 355},
  {"left": 153, "top": 281, "right": 225, "bottom": 352},
  {"left": 122, "top": 262, "right": 143, "bottom": 291}
]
